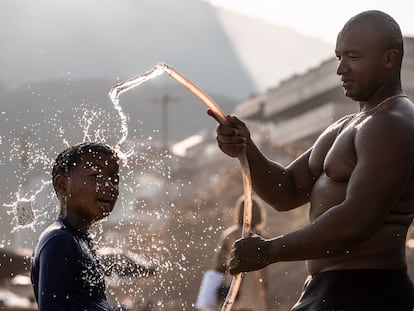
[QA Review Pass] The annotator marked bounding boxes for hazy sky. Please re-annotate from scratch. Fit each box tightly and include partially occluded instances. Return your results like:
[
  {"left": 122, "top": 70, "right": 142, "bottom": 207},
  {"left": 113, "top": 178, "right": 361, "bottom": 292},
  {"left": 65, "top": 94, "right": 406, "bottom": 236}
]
[{"left": 204, "top": 0, "right": 414, "bottom": 43}]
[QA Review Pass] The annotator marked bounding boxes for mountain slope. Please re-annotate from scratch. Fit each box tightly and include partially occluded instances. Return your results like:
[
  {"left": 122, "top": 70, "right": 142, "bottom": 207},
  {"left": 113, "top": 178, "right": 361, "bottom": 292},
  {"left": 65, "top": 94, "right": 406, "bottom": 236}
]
[
  {"left": 0, "top": 0, "right": 254, "bottom": 100},
  {"left": 0, "top": 0, "right": 332, "bottom": 100},
  {"left": 215, "top": 8, "right": 333, "bottom": 93}
]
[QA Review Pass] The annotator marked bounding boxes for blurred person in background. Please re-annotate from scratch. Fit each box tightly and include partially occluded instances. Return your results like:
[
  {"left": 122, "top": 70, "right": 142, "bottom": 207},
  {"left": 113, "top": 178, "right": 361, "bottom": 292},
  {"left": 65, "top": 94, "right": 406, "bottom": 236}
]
[{"left": 195, "top": 195, "right": 269, "bottom": 311}]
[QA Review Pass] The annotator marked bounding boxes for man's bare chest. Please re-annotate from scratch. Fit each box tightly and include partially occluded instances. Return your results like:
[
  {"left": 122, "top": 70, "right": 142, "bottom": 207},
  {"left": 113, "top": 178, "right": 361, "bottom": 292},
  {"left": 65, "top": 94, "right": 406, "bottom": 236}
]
[{"left": 309, "top": 118, "right": 357, "bottom": 182}]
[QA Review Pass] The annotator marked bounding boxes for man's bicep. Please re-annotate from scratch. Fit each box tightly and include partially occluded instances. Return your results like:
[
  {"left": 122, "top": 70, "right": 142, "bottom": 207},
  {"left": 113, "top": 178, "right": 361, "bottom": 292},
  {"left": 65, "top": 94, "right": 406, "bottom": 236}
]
[
  {"left": 349, "top": 123, "right": 413, "bottom": 218},
  {"left": 287, "top": 149, "right": 316, "bottom": 203}
]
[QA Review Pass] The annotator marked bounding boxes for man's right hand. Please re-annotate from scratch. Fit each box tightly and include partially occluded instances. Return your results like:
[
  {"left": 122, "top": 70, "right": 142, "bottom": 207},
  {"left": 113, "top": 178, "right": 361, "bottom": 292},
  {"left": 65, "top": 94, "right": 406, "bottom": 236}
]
[{"left": 207, "top": 110, "right": 251, "bottom": 158}]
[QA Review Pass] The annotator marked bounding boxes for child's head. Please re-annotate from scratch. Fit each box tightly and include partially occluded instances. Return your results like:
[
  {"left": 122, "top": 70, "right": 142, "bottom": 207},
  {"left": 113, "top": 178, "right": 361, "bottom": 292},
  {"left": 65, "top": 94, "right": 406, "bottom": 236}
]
[
  {"left": 234, "top": 195, "right": 266, "bottom": 229},
  {"left": 52, "top": 142, "right": 120, "bottom": 223}
]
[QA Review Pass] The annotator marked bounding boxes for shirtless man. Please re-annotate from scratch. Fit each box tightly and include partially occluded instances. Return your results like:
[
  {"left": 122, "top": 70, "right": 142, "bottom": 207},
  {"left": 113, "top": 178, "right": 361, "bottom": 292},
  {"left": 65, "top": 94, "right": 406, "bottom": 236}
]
[{"left": 208, "top": 10, "right": 414, "bottom": 310}]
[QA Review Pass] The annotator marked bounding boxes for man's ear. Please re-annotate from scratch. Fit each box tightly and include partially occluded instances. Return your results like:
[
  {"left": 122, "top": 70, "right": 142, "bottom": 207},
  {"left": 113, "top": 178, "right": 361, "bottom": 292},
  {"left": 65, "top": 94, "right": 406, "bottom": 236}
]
[
  {"left": 54, "top": 175, "right": 68, "bottom": 197},
  {"left": 384, "top": 49, "right": 399, "bottom": 69}
]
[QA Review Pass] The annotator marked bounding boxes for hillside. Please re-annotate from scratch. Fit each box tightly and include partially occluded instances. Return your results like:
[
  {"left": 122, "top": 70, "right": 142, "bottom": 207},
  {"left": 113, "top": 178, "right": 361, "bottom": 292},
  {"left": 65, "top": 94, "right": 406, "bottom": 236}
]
[
  {"left": 0, "top": 0, "right": 332, "bottom": 100},
  {"left": 215, "top": 8, "right": 333, "bottom": 92}
]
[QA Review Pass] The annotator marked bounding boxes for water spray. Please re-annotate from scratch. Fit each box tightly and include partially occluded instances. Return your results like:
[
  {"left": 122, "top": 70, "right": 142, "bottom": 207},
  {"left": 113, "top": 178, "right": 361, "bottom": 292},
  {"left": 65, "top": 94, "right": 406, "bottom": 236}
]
[
  {"left": 109, "top": 63, "right": 252, "bottom": 310},
  {"left": 6, "top": 181, "right": 51, "bottom": 229}
]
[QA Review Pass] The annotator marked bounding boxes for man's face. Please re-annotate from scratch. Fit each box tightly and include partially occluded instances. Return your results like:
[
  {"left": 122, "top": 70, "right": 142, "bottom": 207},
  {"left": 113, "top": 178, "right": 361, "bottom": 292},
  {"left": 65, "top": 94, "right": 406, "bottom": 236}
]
[
  {"left": 65, "top": 151, "right": 120, "bottom": 222},
  {"left": 335, "top": 21, "right": 388, "bottom": 101}
]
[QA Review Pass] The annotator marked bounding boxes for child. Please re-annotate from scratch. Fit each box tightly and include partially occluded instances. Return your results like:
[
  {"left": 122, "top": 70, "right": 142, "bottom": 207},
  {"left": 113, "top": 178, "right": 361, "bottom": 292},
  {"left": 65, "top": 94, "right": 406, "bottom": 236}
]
[
  {"left": 196, "top": 195, "right": 269, "bottom": 311},
  {"left": 30, "top": 142, "right": 121, "bottom": 310}
]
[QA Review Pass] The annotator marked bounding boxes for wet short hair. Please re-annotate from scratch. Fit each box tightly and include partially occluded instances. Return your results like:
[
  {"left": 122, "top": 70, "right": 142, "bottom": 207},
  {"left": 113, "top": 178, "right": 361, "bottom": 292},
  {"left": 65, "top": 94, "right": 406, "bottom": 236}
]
[
  {"left": 234, "top": 195, "right": 265, "bottom": 228},
  {"left": 52, "top": 142, "right": 118, "bottom": 180}
]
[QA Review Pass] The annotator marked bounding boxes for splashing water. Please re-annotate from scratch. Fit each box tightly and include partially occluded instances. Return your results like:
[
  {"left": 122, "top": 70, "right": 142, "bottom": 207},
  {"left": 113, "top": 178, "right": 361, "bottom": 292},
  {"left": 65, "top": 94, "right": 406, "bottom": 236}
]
[
  {"left": 109, "top": 62, "right": 253, "bottom": 310},
  {"left": 108, "top": 63, "right": 228, "bottom": 150},
  {"left": 108, "top": 64, "right": 167, "bottom": 151},
  {"left": 1, "top": 72, "right": 206, "bottom": 309},
  {"left": 5, "top": 180, "right": 52, "bottom": 229},
  {"left": 1, "top": 61, "right": 251, "bottom": 309},
  {"left": 9, "top": 197, "right": 34, "bottom": 227},
  {"left": 4, "top": 104, "right": 118, "bottom": 229}
]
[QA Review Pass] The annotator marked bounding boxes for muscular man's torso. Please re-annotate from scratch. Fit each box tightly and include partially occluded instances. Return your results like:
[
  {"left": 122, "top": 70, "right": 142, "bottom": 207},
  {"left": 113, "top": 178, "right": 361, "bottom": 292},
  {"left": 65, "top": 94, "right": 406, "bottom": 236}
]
[{"left": 307, "top": 108, "right": 414, "bottom": 274}]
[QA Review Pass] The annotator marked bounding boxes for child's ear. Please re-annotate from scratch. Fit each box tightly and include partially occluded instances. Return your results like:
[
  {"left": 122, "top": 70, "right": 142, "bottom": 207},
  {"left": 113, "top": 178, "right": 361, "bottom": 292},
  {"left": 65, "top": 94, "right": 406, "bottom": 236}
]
[{"left": 54, "top": 175, "right": 69, "bottom": 197}]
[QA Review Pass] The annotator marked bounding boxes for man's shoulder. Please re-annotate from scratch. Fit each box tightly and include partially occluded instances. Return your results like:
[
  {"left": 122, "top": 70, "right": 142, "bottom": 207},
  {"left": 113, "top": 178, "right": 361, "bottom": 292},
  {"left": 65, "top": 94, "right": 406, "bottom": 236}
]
[{"left": 357, "top": 103, "right": 414, "bottom": 143}]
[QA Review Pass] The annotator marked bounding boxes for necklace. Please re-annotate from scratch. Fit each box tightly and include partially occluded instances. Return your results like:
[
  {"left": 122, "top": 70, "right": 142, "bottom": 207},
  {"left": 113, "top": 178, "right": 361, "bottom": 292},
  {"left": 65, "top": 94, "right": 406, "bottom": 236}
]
[{"left": 359, "top": 94, "right": 408, "bottom": 115}]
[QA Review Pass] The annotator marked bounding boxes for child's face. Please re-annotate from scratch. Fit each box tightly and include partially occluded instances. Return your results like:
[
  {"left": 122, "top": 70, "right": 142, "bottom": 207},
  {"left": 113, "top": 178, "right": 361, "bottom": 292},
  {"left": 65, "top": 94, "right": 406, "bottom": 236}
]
[{"left": 65, "top": 151, "right": 119, "bottom": 222}]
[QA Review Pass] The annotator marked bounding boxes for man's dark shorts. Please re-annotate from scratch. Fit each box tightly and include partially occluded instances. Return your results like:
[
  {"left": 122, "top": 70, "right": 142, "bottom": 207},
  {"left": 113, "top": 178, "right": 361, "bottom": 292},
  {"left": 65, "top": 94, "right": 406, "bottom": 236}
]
[{"left": 291, "top": 269, "right": 414, "bottom": 311}]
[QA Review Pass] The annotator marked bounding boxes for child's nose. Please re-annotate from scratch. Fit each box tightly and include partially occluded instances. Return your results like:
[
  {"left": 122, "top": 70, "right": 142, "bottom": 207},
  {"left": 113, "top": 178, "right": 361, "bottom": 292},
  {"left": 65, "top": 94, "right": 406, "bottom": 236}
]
[
  {"left": 102, "top": 179, "right": 119, "bottom": 195},
  {"left": 106, "top": 180, "right": 118, "bottom": 190}
]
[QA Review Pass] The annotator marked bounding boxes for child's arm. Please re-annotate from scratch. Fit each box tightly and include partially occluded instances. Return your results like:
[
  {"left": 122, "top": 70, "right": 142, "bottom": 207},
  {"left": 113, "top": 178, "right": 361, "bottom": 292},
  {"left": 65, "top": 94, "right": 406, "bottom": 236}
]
[
  {"left": 103, "top": 253, "right": 156, "bottom": 277},
  {"left": 36, "top": 235, "right": 76, "bottom": 310},
  {"left": 98, "top": 248, "right": 156, "bottom": 278}
]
